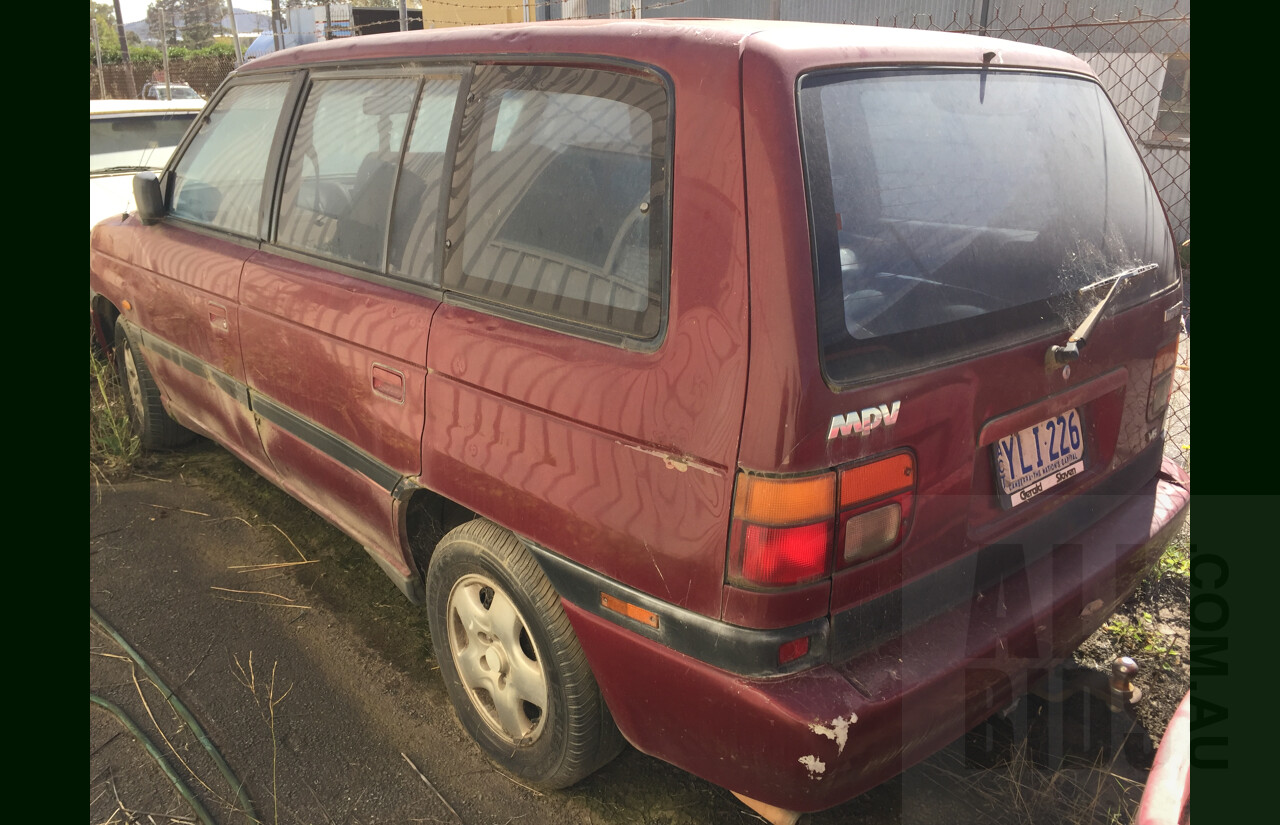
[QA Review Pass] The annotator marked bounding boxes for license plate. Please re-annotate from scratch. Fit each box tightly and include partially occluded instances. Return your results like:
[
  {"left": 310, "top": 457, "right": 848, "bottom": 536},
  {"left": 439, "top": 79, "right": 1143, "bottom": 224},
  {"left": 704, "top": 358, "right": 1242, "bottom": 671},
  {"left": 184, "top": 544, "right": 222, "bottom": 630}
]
[{"left": 993, "top": 408, "right": 1085, "bottom": 508}]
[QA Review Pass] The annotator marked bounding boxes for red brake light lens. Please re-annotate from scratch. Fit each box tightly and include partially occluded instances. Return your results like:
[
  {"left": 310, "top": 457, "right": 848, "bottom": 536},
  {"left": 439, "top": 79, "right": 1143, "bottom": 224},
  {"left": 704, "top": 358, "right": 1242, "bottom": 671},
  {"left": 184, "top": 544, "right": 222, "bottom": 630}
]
[{"left": 738, "top": 522, "right": 833, "bottom": 586}]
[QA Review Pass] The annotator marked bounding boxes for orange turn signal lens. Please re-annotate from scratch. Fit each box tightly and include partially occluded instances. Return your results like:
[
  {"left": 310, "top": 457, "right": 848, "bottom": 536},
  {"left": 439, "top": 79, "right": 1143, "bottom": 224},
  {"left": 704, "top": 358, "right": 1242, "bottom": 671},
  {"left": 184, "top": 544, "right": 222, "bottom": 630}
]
[
  {"left": 835, "top": 452, "right": 916, "bottom": 568},
  {"left": 1148, "top": 335, "right": 1180, "bottom": 420},
  {"left": 840, "top": 453, "right": 914, "bottom": 508},
  {"left": 600, "top": 592, "right": 659, "bottom": 629},
  {"left": 733, "top": 473, "right": 835, "bottom": 526}
]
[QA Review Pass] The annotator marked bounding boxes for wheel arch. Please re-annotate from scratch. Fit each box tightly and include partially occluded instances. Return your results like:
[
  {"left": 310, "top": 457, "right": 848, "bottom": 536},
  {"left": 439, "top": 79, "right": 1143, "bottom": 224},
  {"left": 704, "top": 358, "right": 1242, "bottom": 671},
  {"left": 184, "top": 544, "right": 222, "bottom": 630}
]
[
  {"left": 91, "top": 293, "right": 121, "bottom": 353},
  {"left": 394, "top": 484, "right": 478, "bottom": 600}
]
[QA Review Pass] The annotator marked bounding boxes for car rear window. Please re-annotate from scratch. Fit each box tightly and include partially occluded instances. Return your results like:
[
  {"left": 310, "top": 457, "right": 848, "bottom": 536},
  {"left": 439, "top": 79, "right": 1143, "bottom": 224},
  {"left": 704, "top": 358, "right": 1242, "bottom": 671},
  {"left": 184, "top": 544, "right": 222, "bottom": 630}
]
[{"left": 799, "top": 69, "right": 1176, "bottom": 385}]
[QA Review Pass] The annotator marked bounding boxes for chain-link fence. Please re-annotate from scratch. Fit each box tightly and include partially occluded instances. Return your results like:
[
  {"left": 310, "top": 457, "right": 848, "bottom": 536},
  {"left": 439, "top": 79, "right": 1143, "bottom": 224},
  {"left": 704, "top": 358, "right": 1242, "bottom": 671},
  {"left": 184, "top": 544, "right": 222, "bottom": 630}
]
[
  {"left": 883, "top": 1, "right": 1192, "bottom": 472},
  {"left": 91, "top": 57, "right": 237, "bottom": 100}
]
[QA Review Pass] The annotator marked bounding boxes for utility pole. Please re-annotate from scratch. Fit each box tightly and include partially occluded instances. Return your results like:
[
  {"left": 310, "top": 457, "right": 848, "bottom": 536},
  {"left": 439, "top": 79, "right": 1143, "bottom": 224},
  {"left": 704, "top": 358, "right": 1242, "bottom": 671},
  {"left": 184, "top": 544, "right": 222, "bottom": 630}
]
[
  {"left": 399, "top": 0, "right": 409, "bottom": 32},
  {"left": 271, "top": 0, "right": 283, "bottom": 52},
  {"left": 227, "top": 0, "right": 243, "bottom": 66},
  {"left": 92, "top": 18, "right": 107, "bottom": 98},
  {"left": 111, "top": 0, "right": 137, "bottom": 98}
]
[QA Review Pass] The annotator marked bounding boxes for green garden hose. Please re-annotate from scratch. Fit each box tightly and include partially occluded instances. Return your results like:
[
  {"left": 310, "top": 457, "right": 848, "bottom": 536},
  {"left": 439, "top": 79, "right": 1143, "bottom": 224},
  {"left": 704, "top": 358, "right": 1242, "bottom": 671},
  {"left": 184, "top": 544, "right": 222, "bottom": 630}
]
[
  {"left": 91, "top": 605, "right": 259, "bottom": 823},
  {"left": 91, "top": 692, "right": 217, "bottom": 825}
]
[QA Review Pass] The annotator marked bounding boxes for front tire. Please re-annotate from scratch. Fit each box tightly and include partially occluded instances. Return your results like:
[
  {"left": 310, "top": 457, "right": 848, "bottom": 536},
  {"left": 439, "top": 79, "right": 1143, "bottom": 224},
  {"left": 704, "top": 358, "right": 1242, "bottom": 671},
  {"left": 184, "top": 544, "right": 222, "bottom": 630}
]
[
  {"left": 425, "top": 520, "right": 623, "bottom": 789},
  {"left": 115, "top": 325, "right": 193, "bottom": 451}
]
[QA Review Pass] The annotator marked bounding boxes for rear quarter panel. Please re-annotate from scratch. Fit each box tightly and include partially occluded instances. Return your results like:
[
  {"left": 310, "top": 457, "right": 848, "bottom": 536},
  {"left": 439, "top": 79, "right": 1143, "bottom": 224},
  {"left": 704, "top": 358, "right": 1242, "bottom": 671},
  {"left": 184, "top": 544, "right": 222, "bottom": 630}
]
[{"left": 420, "top": 37, "right": 752, "bottom": 618}]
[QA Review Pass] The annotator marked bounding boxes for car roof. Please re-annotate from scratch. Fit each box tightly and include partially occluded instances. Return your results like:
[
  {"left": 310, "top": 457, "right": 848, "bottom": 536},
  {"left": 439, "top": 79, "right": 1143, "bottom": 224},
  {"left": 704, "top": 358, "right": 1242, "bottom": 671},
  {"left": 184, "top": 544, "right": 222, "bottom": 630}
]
[
  {"left": 239, "top": 18, "right": 1090, "bottom": 78},
  {"left": 91, "top": 98, "right": 206, "bottom": 116}
]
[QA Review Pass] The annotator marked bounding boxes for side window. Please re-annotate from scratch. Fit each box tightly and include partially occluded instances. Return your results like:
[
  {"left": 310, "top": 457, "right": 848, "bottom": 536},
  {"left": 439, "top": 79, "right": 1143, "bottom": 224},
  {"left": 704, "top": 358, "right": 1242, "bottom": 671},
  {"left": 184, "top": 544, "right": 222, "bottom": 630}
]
[
  {"left": 276, "top": 76, "right": 418, "bottom": 270},
  {"left": 170, "top": 82, "right": 290, "bottom": 236},
  {"left": 388, "top": 75, "right": 463, "bottom": 283},
  {"left": 445, "top": 65, "right": 669, "bottom": 340}
]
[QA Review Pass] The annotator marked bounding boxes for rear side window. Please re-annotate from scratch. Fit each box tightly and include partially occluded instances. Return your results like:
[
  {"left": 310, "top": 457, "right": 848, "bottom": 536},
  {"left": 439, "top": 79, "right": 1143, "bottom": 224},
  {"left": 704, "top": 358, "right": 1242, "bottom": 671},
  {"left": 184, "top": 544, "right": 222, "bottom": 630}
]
[
  {"left": 799, "top": 69, "right": 1176, "bottom": 385},
  {"left": 444, "top": 65, "right": 670, "bottom": 340},
  {"left": 170, "top": 82, "right": 290, "bottom": 236},
  {"left": 388, "top": 75, "right": 464, "bottom": 284}
]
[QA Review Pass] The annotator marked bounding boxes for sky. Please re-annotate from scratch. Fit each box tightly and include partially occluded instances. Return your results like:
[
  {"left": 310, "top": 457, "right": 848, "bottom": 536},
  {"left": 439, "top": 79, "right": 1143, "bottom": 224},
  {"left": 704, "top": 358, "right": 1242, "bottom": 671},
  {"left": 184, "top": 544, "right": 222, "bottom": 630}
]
[{"left": 116, "top": 1, "right": 276, "bottom": 26}]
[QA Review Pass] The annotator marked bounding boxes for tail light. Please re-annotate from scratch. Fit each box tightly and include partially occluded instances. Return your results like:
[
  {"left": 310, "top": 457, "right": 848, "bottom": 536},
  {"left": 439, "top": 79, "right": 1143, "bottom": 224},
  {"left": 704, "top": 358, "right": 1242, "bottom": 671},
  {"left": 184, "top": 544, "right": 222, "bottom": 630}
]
[
  {"left": 728, "top": 452, "right": 916, "bottom": 588},
  {"left": 728, "top": 473, "right": 834, "bottom": 587},
  {"left": 1147, "top": 334, "right": 1180, "bottom": 420},
  {"left": 838, "top": 452, "right": 915, "bottom": 566}
]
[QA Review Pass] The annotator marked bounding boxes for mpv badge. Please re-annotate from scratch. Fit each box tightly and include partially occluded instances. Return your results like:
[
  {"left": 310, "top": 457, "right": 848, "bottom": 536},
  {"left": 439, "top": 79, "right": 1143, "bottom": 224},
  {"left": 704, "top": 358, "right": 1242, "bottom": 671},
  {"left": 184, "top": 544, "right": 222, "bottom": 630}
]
[{"left": 827, "top": 401, "right": 902, "bottom": 440}]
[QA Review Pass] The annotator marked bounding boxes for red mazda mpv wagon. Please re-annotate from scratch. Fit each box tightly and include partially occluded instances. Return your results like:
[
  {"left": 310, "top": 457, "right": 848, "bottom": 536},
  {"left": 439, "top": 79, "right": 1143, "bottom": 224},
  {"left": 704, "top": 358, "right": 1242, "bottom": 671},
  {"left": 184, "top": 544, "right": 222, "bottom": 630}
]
[{"left": 89, "top": 19, "right": 1189, "bottom": 821}]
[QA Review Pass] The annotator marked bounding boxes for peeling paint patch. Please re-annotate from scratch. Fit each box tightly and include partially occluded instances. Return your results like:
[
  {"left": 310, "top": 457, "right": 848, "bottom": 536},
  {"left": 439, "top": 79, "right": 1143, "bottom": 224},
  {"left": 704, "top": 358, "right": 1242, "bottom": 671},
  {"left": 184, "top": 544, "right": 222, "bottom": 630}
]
[
  {"left": 798, "top": 755, "right": 826, "bottom": 777},
  {"left": 809, "top": 714, "right": 857, "bottom": 755},
  {"left": 618, "top": 442, "right": 720, "bottom": 475}
]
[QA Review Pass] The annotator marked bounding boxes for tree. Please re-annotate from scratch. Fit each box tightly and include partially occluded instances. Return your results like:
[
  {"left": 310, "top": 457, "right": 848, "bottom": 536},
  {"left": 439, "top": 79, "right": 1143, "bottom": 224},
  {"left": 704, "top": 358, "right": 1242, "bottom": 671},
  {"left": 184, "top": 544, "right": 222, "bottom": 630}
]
[
  {"left": 180, "top": 0, "right": 225, "bottom": 49},
  {"left": 146, "top": 0, "right": 182, "bottom": 46},
  {"left": 91, "top": 2, "right": 120, "bottom": 52},
  {"left": 90, "top": 1, "right": 115, "bottom": 27}
]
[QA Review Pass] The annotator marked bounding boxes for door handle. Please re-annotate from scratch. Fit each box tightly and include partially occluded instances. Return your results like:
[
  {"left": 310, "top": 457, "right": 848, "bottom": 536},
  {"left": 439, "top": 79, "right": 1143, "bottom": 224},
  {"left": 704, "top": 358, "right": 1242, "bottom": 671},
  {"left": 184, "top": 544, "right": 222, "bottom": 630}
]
[
  {"left": 372, "top": 364, "right": 405, "bottom": 403},
  {"left": 208, "top": 302, "right": 229, "bottom": 332}
]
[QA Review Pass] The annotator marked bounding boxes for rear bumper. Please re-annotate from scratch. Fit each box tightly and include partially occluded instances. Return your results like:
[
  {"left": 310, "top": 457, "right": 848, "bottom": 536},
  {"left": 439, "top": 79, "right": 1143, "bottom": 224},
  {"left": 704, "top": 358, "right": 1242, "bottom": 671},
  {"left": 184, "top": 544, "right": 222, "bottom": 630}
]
[{"left": 562, "top": 458, "right": 1189, "bottom": 812}]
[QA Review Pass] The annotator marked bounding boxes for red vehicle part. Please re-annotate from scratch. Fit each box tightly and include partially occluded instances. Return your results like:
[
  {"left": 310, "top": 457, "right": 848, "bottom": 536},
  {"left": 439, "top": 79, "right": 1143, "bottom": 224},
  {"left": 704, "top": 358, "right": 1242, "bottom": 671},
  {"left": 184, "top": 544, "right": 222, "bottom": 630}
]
[
  {"left": 544, "top": 460, "right": 1188, "bottom": 812},
  {"left": 1137, "top": 690, "right": 1191, "bottom": 825}
]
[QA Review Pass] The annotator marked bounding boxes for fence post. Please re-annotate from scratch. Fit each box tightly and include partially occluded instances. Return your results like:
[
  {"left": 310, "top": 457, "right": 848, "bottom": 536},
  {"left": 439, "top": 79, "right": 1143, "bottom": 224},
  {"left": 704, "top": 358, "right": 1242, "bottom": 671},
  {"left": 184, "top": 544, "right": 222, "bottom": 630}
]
[
  {"left": 160, "top": 7, "right": 172, "bottom": 100},
  {"left": 92, "top": 18, "right": 107, "bottom": 99}
]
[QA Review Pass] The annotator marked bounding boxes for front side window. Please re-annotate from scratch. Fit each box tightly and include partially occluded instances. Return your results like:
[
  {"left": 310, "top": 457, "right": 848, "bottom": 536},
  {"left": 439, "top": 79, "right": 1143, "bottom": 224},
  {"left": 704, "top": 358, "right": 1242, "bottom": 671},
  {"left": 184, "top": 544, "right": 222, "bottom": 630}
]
[
  {"left": 276, "top": 76, "right": 418, "bottom": 270},
  {"left": 170, "top": 82, "right": 290, "bottom": 236},
  {"left": 445, "top": 65, "right": 669, "bottom": 340},
  {"left": 800, "top": 69, "right": 1176, "bottom": 385}
]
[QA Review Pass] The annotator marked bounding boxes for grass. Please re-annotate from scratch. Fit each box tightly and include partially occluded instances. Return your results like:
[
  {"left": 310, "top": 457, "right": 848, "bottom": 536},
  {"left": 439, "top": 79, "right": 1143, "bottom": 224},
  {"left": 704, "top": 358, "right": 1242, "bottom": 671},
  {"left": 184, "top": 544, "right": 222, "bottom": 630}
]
[
  {"left": 234, "top": 651, "right": 293, "bottom": 825},
  {"left": 1155, "top": 541, "right": 1190, "bottom": 579},
  {"left": 1106, "top": 539, "right": 1189, "bottom": 671},
  {"left": 90, "top": 340, "right": 140, "bottom": 476},
  {"left": 930, "top": 733, "right": 1144, "bottom": 825},
  {"left": 1103, "top": 611, "right": 1180, "bottom": 671}
]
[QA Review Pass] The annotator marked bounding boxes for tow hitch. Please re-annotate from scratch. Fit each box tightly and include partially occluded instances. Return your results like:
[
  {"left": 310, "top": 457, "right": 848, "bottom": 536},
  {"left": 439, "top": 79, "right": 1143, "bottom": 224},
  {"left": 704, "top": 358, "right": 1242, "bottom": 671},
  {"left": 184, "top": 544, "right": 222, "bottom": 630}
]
[{"left": 1031, "top": 656, "right": 1143, "bottom": 712}]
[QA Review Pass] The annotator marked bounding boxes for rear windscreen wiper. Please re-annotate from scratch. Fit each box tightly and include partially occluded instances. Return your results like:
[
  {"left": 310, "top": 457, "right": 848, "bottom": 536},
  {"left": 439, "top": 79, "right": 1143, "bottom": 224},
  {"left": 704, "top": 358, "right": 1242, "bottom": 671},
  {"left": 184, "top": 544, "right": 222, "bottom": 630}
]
[{"left": 1047, "top": 263, "right": 1159, "bottom": 365}]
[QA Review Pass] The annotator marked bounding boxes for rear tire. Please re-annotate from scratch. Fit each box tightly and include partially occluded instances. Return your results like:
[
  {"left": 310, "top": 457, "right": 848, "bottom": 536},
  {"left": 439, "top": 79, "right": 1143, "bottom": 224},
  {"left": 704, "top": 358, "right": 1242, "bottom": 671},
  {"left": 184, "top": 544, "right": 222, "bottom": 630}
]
[
  {"left": 115, "top": 325, "right": 193, "bottom": 451},
  {"left": 425, "top": 519, "right": 623, "bottom": 789}
]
